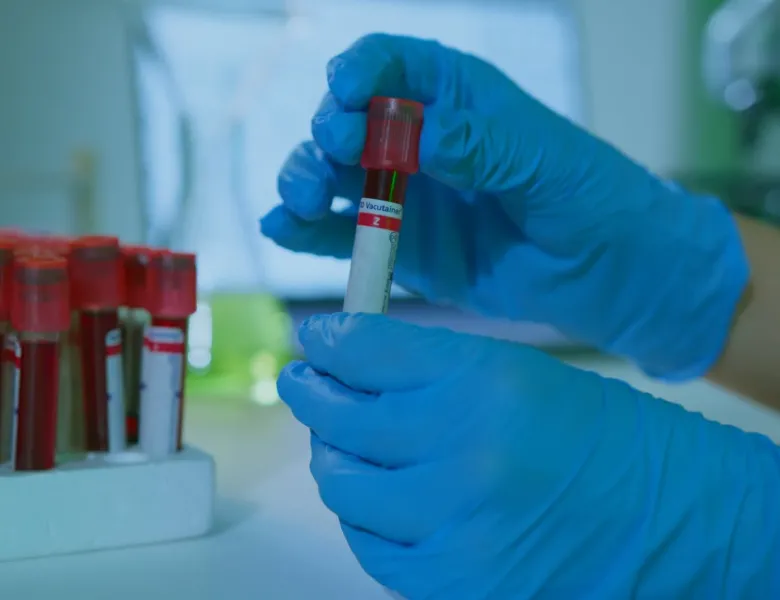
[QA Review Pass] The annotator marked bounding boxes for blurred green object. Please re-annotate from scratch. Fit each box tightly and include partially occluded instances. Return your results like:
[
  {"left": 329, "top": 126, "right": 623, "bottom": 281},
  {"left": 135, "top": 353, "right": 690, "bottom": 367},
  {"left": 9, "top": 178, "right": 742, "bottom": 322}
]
[{"left": 185, "top": 292, "right": 293, "bottom": 402}]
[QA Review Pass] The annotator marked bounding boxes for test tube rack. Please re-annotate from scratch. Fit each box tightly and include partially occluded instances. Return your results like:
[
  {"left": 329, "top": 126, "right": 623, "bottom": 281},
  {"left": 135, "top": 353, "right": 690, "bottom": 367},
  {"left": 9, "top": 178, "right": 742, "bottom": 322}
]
[
  {"left": 0, "top": 445, "right": 215, "bottom": 562},
  {"left": 0, "top": 230, "right": 206, "bottom": 562}
]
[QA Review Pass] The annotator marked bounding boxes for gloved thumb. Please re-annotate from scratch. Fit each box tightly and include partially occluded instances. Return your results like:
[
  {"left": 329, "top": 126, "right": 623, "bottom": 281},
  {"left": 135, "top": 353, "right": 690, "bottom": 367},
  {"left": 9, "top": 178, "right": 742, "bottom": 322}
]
[{"left": 419, "top": 106, "right": 538, "bottom": 195}]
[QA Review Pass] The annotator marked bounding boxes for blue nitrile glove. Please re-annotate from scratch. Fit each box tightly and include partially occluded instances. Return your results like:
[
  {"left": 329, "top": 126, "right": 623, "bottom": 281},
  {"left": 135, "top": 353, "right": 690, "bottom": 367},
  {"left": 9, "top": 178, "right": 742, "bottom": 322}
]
[
  {"left": 278, "top": 313, "right": 780, "bottom": 599},
  {"left": 260, "top": 33, "right": 749, "bottom": 380}
]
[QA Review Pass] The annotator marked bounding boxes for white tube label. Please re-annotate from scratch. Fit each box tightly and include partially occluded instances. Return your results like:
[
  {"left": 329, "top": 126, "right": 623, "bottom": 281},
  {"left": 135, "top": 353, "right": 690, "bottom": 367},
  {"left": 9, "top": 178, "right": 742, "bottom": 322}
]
[
  {"left": 0, "top": 335, "right": 20, "bottom": 466},
  {"left": 139, "top": 326, "right": 184, "bottom": 458},
  {"left": 343, "top": 198, "right": 402, "bottom": 314},
  {"left": 105, "top": 328, "right": 126, "bottom": 453}
]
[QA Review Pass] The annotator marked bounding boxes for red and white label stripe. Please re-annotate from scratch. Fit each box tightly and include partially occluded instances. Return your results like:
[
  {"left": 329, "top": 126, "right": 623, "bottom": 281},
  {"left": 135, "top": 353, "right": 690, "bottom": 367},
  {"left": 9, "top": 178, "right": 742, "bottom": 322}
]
[
  {"left": 2, "top": 337, "right": 20, "bottom": 368},
  {"left": 106, "top": 334, "right": 123, "bottom": 357},
  {"left": 356, "top": 198, "right": 403, "bottom": 232},
  {"left": 143, "top": 337, "right": 185, "bottom": 354}
]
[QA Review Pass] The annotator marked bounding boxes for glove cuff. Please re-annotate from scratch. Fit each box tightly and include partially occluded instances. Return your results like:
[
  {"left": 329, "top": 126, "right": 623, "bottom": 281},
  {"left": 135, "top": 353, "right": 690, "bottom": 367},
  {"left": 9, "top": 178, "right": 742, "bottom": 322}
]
[{"left": 619, "top": 187, "right": 750, "bottom": 381}]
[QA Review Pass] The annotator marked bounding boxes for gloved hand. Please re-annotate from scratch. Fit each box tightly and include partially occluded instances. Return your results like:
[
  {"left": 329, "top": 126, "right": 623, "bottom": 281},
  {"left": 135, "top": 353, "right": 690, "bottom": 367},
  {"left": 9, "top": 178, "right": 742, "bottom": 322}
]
[
  {"left": 278, "top": 313, "right": 780, "bottom": 599},
  {"left": 260, "top": 33, "right": 749, "bottom": 380}
]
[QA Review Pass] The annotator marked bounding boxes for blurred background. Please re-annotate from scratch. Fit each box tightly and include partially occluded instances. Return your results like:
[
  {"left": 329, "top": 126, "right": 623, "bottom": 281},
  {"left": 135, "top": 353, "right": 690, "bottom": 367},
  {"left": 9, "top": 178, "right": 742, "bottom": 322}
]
[{"left": 3, "top": 0, "right": 780, "bottom": 597}]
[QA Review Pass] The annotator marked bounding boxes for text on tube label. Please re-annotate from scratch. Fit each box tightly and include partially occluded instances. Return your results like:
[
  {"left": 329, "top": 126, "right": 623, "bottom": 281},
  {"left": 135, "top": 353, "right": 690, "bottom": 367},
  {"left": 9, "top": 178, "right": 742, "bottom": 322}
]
[
  {"left": 355, "top": 198, "right": 403, "bottom": 232},
  {"left": 343, "top": 197, "right": 402, "bottom": 314}
]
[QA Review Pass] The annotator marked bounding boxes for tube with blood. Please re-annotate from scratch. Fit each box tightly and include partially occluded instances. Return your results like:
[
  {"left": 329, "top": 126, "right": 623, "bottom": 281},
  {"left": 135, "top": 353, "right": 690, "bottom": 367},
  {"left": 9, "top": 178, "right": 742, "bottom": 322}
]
[
  {"left": 342, "top": 97, "right": 424, "bottom": 314},
  {"left": 10, "top": 256, "right": 70, "bottom": 471},
  {"left": 120, "top": 246, "right": 155, "bottom": 445},
  {"left": 14, "top": 238, "right": 85, "bottom": 457},
  {"left": 0, "top": 241, "right": 14, "bottom": 465},
  {"left": 6, "top": 241, "right": 78, "bottom": 459},
  {"left": 139, "top": 252, "right": 196, "bottom": 458},
  {"left": 69, "top": 236, "right": 126, "bottom": 454}
]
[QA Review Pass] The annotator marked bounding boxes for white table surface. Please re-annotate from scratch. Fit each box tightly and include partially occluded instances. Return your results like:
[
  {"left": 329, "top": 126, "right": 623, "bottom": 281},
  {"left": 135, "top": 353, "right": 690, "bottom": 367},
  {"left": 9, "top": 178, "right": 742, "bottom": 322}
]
[
  {"left": 2, "top": 353, "right": 780, "bottom": 599},
  {"left": 0, "top": 393, "right": 389, "bottom": 600}
]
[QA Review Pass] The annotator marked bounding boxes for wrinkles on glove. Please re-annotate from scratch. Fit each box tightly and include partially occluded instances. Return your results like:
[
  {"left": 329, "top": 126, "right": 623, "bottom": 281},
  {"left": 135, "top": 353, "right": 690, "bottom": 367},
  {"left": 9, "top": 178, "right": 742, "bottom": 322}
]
[
  {"left": 277, "top": 313, "right": 780, "bottom": 599},
  {"left": 261, "top": 32, "right": 749, "bottom": 383}
]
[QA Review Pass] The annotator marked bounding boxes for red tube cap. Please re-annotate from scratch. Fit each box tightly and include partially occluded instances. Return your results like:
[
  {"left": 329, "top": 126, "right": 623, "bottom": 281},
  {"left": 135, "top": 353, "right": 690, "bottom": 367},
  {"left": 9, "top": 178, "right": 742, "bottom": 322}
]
[
  {"left": 69, "top": 236, "right": 124, "bottom": 310},
  {"left": 122, "top": 245, "right": 158, "bottom": 309},
  {"left": 0, "top": 239, "right": 14, "bottom": 323},
  {"left": 11, "top": 256, "right": 70, "bottom": 333},
  {"left": 15, "top": 235, "right": 72, "bottom": 260},
  {"left": 360, "top": 96, "right": 424, "bottom": 175},
  {"left": 45, "top": 235, "right": 73, "bottom": 258},
  {"left": 146, "top": 251, "right": 197, "bottom": 318},
  {"left": 0, "top": 228, "right": 25, "bottom": 241}
]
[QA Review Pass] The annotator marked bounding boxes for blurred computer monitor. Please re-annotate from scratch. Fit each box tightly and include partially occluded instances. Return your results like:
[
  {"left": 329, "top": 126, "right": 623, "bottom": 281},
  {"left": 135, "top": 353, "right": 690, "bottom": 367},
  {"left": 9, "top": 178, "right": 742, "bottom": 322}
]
[{"left": 135, "top": 0, "right": 583, "bottom": 299}]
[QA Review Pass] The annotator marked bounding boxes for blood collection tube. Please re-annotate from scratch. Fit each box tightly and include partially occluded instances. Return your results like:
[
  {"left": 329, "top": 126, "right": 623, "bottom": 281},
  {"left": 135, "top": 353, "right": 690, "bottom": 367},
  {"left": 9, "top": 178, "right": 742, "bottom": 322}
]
[
  {"left": 343, "top": 97, "right": 424, "bottom": 314},
  {"left": 6, "top": 242, "right": 68, "bottom": 461},
  {"left": 0, "top": 240, "right": 14, "bottom": 465},
  {"left": 10, "top": 256, "right": 70, "bottom": 471},
  {"left": 139, "top": 251, "right": 196, "bottom": 458},
  {"left": 69, "top": 236, "right": 126, "bottom": 454},
  {"left": 120, "top": 245, "right": 156, "bottom": 445},
  {"left": 11, "top": 239, "right": 78, "bottom": 457},
  {"left": 13, "top": 236, "right": 81, "bottom": 457},
  {"left": 0, "top": 240, "right": 13, "bottom": 383}
]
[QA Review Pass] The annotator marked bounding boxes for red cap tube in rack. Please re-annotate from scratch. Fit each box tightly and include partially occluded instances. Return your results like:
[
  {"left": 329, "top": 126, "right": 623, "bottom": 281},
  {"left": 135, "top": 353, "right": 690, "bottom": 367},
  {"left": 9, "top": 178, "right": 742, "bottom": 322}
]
[
  {"left": 69, "top": 236, "right": 126, "bottom": 454},
  {"left": 9, "top": 256, "right": 70, "bottom": 471},
  {"left": 120, "top": 245, "right": 158, "bottom": 444},
  {"left": 13, "top": 234, "right": 70, "bottom": 259},
  {"left": 343, "top": 96, "right": 424, "bottom": 314},
  {"left": 0, "top": 240, "right": 14, "bottom": 465},
  {"left": 139, "top": 251, "right": 196, "bottom": 457}
]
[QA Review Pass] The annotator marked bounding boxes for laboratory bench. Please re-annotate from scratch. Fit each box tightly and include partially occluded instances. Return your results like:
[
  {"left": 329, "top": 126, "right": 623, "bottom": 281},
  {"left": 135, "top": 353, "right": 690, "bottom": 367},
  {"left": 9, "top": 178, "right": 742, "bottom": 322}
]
[{"left": 2, "top": 353, "right": 780, "bottom": 600}]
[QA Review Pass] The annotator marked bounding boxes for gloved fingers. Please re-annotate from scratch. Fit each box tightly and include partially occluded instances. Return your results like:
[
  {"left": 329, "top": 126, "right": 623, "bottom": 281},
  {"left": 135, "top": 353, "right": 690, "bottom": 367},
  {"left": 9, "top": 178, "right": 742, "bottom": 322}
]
[
  {"left": 277, "top": 361, "right": 430, "bottom": 466},
  {"left": 310, "top": 95, "right": 539, "bottom": 205},
  {"left": 310, "top": 433, "right": 482, "bottom": 545},
  {"left": 275, "top": 139, "right": 364, "bottom": 220},
  {"left": 297, "top": 312, "right": 486, "bottom": 393},
  {"left": 418, "top": 105, "right": 538, "bottom": 196},
  {"left": 340, "top": 523, "right": 444, "bottom": 599},
  {"left": 259, "top": 205, "right": 356, "bottom": 259},
  {"left": 339, "top": 523, "right": 416, "bottom": 593},
  {"left": 311, "top": 93, "right": 366, "bottom": 166},
  {"left": 326, "top": 34, "right": 443, "bottom": 110}
]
